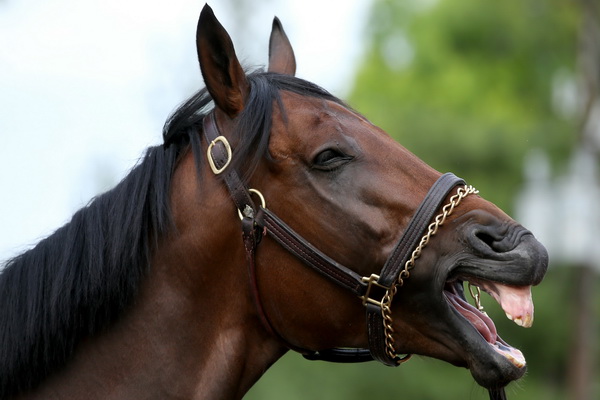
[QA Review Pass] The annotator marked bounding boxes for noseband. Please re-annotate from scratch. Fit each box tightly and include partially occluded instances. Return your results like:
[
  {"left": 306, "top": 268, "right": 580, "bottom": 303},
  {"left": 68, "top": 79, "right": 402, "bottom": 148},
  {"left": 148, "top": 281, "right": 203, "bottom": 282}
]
[{"left": 203, "top": 113, "right": 477, "bottom": 366}]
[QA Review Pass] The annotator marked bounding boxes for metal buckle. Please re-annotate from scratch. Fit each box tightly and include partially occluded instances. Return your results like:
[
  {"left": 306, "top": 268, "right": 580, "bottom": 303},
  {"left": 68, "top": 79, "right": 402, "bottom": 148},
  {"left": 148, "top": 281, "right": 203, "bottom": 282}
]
[
  {"left": 238, "top": 189, "right": 266, "bottom": 220},
  {"left": 207, "top": 136, "right": 232, "bottom": 175},
  {"left": 360, "top": 274, "right": 389, "bottom": 307}
]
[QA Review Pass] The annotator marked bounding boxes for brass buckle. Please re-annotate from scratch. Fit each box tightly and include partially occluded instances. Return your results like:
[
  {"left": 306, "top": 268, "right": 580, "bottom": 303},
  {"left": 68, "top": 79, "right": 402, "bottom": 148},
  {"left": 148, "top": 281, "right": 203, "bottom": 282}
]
[
  {"left": 207, "top": 136, "right": 232, "bottom": 175},
  {"left": 360, "top": 274, "right": 389, "bottom": 307}
]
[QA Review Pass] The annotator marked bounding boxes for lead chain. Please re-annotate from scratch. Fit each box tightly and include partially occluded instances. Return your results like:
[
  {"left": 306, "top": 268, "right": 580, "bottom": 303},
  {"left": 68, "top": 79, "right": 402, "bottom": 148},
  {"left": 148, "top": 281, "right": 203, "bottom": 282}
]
[
  {"left": 468, "top": 283, "right": 487, "bottom": 314},
  {"left": 381, "top": 185, "right": 479, "bottom": 364}
]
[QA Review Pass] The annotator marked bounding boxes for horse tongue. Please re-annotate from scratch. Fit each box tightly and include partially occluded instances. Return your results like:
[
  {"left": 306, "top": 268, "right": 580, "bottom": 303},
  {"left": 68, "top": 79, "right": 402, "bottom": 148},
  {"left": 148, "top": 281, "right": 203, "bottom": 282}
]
[
  {"left": 446, "top": 291, "right": 497, "bottom": 343},
  {"left": 488, "top": 284, "right": 534, "bottom": 328}
]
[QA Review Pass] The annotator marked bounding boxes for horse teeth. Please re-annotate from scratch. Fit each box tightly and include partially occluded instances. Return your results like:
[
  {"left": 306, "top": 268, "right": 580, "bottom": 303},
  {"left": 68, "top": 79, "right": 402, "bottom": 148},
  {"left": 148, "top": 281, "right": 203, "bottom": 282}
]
[{"left": 505, "top": 312, "right": 533, "bottom": 328}]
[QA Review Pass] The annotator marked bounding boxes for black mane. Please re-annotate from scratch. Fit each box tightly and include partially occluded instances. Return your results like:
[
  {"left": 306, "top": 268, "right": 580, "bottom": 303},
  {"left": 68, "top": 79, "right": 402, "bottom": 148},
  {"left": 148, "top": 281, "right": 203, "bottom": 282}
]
[
  {"left": 0, "top": 71, "right": 341, "bottom": 398},
  {"left": 0, "top": 144, "right": 179, "bottom": 398}
]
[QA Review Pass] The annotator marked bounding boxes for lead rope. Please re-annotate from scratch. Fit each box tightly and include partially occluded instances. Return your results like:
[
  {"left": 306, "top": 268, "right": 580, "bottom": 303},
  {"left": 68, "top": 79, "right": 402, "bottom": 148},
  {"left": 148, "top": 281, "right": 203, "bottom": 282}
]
[{"left": 489, "top": 388, "right": 508, "bottom": 400}]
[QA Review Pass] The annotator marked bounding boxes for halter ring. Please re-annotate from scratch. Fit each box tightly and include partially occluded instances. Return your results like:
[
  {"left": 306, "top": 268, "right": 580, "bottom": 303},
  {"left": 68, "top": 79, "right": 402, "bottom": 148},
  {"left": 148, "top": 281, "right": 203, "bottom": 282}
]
[{"left": 238, "top": 189, "right": 266, "bottom": 220}]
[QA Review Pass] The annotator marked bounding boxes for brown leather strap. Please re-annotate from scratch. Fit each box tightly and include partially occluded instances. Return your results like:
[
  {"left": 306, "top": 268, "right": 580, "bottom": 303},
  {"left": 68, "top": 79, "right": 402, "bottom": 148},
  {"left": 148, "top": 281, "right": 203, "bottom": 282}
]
[
  {"left": 242, "top": 215, "right": 273, "bottom": 335},
  {"left": 366, "top": 173, "right": 464, "bottom": 365},
  {"left": 203, "top": 114, "right": 257, "bottom": 214},
  {"left": 302, "top": 348, "right": 373, "bottom": 363},
  {"left": 262, "top": 209, "right": 368, "bottom": 297}
]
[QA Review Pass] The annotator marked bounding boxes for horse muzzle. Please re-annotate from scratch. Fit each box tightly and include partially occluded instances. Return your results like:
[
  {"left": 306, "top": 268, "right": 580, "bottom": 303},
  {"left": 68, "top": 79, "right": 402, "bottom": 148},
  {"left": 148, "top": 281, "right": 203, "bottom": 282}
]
[{"left": 436, "top": 212, "right": 549, "bottom": 388}]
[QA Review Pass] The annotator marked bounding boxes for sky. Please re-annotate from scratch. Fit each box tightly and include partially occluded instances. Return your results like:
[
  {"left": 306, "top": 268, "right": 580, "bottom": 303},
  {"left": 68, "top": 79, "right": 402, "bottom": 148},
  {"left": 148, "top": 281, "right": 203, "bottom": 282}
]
[{"left": 0, "top": 0, "right": 372, "bottom": 262}]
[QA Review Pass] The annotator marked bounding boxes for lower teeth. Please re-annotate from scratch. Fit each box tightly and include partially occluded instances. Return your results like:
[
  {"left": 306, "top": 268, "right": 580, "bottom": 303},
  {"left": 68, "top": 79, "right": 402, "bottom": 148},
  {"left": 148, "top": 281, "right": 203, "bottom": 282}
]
[{"left": 492, "top": 342, "right": 526, "bottom": 368}]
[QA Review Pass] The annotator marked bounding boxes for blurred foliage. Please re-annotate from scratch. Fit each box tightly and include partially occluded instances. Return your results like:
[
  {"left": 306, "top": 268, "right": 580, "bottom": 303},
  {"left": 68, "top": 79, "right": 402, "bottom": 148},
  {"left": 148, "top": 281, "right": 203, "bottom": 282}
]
[
  {"left": 247, "top": 0, "right": 597, "bottom": 399},
  {"left": 349, "top": 0, "right": 579, "bottom": 213}
]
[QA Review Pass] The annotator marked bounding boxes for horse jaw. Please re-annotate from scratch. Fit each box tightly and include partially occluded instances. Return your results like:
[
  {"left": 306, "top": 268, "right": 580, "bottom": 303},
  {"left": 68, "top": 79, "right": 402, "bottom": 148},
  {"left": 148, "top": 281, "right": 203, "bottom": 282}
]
[{"left": 391, "top": 201, "right": 548, "bottom": 390}]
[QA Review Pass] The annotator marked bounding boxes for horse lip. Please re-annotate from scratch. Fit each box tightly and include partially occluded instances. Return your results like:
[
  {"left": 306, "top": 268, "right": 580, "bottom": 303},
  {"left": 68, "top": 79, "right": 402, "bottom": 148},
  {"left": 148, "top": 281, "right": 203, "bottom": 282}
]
[
  {"left": 453, "top": 233, "right": 548, "bottom": 288},
  {"left": 440, "top": 278, "right": 528, "bottom": 387}
]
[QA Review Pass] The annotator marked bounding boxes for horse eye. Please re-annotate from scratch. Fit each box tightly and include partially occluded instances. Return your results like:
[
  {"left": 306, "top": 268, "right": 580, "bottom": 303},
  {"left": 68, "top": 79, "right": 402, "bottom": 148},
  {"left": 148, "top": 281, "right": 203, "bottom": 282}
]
[{"left": 312, "top": 149, "right": 352, "bottom": 170}]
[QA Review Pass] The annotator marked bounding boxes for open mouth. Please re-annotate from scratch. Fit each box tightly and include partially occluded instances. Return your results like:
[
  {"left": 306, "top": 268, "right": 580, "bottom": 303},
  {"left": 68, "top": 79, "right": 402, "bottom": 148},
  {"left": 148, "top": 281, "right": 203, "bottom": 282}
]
[{"left": 443, "top": 276, "right": 535, "bottom": 369}]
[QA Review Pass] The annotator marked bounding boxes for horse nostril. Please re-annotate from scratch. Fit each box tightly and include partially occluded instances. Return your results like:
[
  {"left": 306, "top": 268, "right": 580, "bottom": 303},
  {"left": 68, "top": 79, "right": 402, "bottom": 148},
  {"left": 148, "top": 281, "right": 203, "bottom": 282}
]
[
  {"left": 472, "top": 224, "right": 530, "bottom": 254},
  {"left": 475, "top": 231, "right": 496, "bottom": 250}
]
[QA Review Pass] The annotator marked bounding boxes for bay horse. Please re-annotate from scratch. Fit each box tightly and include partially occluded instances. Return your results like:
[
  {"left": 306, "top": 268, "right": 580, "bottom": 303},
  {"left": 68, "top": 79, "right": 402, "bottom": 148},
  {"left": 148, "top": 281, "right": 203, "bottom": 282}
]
[{"left": 0, "top": 5, "right": 547, "bottom": 400}]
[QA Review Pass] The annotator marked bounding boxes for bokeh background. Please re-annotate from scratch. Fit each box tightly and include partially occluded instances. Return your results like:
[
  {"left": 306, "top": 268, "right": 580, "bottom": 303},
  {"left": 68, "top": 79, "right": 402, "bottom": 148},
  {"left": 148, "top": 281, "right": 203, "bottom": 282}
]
[{"left": 1, "top": 0, "right": 598, "bottom": 399}]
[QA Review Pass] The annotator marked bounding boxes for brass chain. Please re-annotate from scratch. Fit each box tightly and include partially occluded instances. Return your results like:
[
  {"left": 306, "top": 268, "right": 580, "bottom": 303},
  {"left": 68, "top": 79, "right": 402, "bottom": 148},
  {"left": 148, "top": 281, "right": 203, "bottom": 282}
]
[
  {"left": 381, "top": 185, "right": 479, "bottom": 363},
  {"left": 468, "top": 282, "right": 487, "bottom": 314}
]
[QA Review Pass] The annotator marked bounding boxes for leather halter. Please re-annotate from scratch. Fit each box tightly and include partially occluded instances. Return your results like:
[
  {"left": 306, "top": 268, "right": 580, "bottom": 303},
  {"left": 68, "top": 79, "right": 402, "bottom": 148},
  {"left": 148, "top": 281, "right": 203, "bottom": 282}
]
[{"left": 202, "top": 113, "right": 466, "bottom": 366}]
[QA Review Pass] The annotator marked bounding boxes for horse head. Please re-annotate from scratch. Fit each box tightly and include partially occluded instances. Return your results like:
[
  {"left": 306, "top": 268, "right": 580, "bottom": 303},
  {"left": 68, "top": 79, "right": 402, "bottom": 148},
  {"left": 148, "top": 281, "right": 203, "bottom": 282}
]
[{"left": 183, "top": 4, "right": 548, "bottom": 392}]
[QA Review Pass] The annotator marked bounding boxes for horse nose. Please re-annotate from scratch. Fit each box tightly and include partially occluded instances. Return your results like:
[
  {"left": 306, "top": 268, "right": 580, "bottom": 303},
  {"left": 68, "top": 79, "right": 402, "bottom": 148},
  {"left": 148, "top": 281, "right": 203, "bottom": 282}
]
[
  {"left": 468, "top": 219, "right": 534, "bottom": 256},
  {"left": 465, "top": 215, "right": 549, "bottom": 285}
]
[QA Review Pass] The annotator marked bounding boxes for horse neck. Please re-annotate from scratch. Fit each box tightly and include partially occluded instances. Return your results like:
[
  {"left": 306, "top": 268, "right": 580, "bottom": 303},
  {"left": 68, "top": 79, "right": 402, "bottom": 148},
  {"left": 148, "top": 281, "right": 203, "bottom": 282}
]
[
  {"left": 145, "top": 151, "right": 289, "bottom": 397},
  {"left": 23, "top": 152, "right": 287, "bottom": 400}
]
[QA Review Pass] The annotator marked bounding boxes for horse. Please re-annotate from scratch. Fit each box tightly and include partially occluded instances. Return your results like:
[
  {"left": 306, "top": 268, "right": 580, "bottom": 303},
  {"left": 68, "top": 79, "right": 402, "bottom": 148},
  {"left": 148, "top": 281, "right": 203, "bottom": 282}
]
[{"left": 0, "top": 5, "right": 548, "bottom": 400}]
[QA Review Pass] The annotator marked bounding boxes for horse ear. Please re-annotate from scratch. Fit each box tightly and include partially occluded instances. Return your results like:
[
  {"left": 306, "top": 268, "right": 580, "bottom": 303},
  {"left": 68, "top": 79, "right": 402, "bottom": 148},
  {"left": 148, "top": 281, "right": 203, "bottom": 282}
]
[
  {"left": 268, "top": 17, "right": 296, "bottom": 76},
  {"left": 196, "top": 4, "right": 248, "bottom": 118}
]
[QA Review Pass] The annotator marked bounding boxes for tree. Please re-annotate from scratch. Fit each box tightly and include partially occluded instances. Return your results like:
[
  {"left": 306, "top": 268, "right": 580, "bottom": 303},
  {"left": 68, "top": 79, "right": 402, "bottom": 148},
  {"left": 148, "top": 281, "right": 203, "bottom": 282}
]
[{"left": 349, "top": 0, "right": 580, "bottom": 213}]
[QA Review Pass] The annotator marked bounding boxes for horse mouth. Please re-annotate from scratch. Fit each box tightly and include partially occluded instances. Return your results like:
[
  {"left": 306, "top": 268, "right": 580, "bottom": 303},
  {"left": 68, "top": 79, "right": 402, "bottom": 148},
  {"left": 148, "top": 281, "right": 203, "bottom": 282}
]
[{"left": 443, "top": 276, "right": 534, "bottom": 371}]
